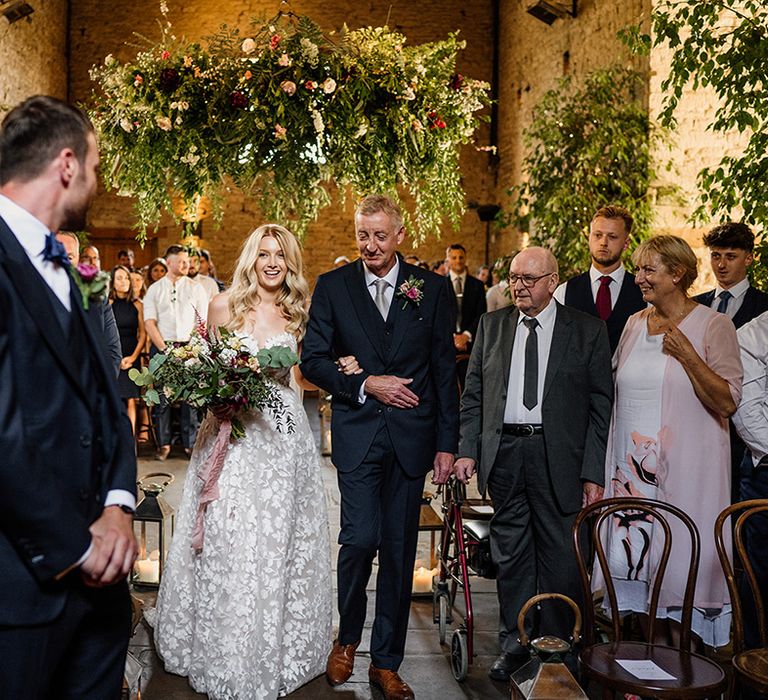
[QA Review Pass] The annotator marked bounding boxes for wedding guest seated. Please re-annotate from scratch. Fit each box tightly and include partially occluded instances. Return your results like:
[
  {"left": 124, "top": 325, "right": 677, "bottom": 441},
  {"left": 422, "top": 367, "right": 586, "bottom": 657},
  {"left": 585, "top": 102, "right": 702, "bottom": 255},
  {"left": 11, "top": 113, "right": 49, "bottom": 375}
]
[
  {"left": 81, "top": 243, "right": 101, "bottom": 269},
  {"left": 554, "top": 204, "right": 646, "bottom": 353},
  {"left": 56, "top": 230, "right": 121, "bottom": 376},
  {"left": 598, "top": 235, "right": 742, "bottom": 650},
  {"left": 145, "top": 257, "right": 167, "bottom": 288},
  {"left": 694, "top": 221, "right": 768, "bottom": 502},
  {"left": 117, "top": 247, "right": 135, "bottom": 271},
  {"left": 109, "top": 265, "right": 146, "bottom": 436}
]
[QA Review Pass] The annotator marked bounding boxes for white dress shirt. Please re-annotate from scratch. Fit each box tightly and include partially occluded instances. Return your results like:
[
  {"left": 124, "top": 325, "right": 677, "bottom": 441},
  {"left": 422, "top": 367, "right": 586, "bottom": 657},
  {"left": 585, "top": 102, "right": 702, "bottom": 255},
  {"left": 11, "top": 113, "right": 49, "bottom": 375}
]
[
  {"left": 0, "top": 193, "right": 135, "bottom": 567},
  {"left": 195, "top": 274, "right": 220, "bottom": 300},
  {"left": 733, "top": 311, "right": 768, "bottom": 466},
  {"left": 504, "top": 299, "right": 557, "bottom": 424},
  {"left": 0, "top": 194, "right": 71, "bottom": 310},
  {"left": 709, "top": 277, "right": 750, "bottom": 320},
  {"left": 143, "top": 275, "right": 209, "bottom": 343},
  {"left": 554, "top": 263, "right": 626, "bottom": 309}
]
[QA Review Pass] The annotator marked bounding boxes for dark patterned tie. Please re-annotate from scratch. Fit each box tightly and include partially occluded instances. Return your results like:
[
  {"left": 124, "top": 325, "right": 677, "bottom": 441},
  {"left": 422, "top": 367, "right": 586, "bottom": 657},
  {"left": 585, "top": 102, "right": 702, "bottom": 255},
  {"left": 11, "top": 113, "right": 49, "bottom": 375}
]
[
  {"left": 454, "top": 275, "right": 463, "bottom": 331},
  {"left": 522, "top": 317, "right": 539, "bottom": 410},
  {"left": 595, "top": 275, "right": 612, "bottom": 321},
  {"left": 716, "top": 290, "right": 732, "bottom": 314}
]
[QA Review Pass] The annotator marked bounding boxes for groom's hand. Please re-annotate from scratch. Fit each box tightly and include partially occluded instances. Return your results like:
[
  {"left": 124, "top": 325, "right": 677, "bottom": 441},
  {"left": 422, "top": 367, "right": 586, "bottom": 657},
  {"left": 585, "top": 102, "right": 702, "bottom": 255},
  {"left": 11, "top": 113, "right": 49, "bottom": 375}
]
[
  {"left": 364, "top": 375, "right": 419, "bottom": 408},
  {"left": 431, "top": 451, "right": 455, "bottom": 485},
  {"left": 81, "top": 507, "right": 138, "bottom": 586}
]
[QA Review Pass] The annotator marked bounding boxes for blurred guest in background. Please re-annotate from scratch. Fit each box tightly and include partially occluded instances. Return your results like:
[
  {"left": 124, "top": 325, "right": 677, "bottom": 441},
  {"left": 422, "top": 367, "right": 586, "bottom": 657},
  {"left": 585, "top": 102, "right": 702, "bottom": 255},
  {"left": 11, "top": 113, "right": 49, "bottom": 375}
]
[
  {"left": 109, "top": 265, "right": 146, "bottom": 435},
  {"left": 81, "top": 243, "right": 101, "bottom": 270},
  {"left": 476, "top": 264, "right": 491, "bottom": 289},
  {"left": 486, "top": 255, "right": 514, "bottom": 312},
  {"left": 145, "top": 257, "right": 167, "bottom": 288},
  {"left": 117, "top": 248, "right": 135, "bottom": 271},
  {"left": 130, "top": 270, "right": 146, "bottom": 299},
  {"left": 198, "top": 248, "right": 224, "bottom": 291},
  {"left": 187, "top": 248, "right": 219, "bottom": 300}
]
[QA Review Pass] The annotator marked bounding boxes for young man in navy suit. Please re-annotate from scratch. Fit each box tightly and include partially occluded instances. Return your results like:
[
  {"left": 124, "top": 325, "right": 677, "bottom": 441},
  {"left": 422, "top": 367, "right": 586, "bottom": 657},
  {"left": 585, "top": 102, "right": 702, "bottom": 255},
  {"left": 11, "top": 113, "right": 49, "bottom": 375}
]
[
  {"left": 695, "top": 221, "right": 768, "bottom": 503},
  {"left": 0, "top": 96, "right": 137, "bottom": 699},
  {"left": 302, "top": 195, "right": 458, "bottom": 700},
  {"left": 554, "top": 205, "right": 646, "bottom": 353}
]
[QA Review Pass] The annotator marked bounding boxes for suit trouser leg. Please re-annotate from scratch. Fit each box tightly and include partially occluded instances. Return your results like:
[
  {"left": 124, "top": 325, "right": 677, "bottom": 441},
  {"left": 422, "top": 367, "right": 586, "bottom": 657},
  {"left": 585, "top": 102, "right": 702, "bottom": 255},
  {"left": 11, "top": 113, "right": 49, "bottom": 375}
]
[
  {"left": 149, "top": 346, "right": 171, "bottom": 446},
  {"left": 488, "top": 435, "right": 536, "bottom": 655},
  {"left": 488, "top": 434, "right": 581, "bottom": 653},
  {"left": 0, "top": 578, "right": 131, "bottom": 700},
  {"left": 180, "top": 402, "right": 200, "bottom": 450},
  {"left": 335, "top": 421, "right": 423, "bottom": 670}
]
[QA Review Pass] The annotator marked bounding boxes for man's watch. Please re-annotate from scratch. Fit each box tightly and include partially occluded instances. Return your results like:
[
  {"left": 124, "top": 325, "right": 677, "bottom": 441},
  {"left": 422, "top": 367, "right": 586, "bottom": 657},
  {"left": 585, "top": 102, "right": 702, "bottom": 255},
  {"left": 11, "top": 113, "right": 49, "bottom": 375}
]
[{"left": 113, "top": 504, "right": 135, "bottom": 516}]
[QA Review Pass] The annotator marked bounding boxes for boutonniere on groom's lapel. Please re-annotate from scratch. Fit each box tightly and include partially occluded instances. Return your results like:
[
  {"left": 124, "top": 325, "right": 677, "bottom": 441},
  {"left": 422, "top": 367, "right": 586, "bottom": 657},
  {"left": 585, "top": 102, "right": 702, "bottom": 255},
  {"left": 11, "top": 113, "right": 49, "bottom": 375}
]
[
  {"left": 395, "top": 275, "right": 424, "bottom": 309},
  {"left": 69, "top": 263, "right": 110, "bottom": 310}
]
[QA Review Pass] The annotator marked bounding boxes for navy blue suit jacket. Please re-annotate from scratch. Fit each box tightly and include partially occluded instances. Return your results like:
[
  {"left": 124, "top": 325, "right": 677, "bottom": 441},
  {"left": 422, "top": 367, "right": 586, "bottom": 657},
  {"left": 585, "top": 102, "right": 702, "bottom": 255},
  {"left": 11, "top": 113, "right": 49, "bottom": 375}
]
[
  {"left": 693, "top": 286, "right": 768, "bottom": 330},
  {"left": 0, "top": 216, "right": 136, "bottom": 626},
  {"left": 301, "top": 258, "right": 459, "bottom": 476}
]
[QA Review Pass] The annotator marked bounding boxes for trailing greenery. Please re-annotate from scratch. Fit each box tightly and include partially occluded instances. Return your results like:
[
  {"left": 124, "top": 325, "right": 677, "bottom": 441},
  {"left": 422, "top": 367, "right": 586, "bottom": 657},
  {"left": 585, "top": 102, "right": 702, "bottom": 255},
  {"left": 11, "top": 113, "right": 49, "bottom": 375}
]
[
  {"left": 620, "top": 0, "right": 768, "bottom": 285},
  {"left": 88, "top": 4, "right": 491, "bottom": 243},
  {"left": 497, "top": 66, "right": 664, "bottom": 279}
]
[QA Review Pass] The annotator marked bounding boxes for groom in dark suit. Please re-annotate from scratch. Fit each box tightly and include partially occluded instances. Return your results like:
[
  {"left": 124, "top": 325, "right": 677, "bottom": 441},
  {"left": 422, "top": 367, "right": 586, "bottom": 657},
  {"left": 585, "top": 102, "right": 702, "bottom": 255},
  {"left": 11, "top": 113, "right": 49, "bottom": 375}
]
[
  {"left": 302, "top": 194, "right": 458, "bottom": 700},
  {"left": 455, "top": 247, "right": 613, "bottom": 681},
  {"left": 0, "top": 96, "right": 138, "bottom": 698}
]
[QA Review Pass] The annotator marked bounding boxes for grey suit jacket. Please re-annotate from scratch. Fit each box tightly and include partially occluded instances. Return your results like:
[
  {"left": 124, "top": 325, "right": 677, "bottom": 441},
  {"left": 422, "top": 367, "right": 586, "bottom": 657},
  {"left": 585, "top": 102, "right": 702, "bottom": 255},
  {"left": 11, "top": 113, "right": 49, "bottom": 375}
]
[{"left": 458, "top": 301, "right": 613, "bottom": 513}]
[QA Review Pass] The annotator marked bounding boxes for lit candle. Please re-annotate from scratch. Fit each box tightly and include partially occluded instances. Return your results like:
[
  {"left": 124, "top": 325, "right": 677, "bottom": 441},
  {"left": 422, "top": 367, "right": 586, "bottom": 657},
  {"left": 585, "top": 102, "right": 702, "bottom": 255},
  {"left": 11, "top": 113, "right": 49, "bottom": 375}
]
[
  {"left": 412, "top": 566, "right": 437, "bottom": 593},
  {"left": 135, "top": 557, "right": 159, "bottom": 583}
]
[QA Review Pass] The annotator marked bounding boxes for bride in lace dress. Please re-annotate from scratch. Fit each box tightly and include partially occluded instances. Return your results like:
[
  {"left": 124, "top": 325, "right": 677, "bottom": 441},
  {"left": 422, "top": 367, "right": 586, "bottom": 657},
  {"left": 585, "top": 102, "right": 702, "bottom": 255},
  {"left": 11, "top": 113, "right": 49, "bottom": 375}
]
[{"left": 154, "top": 224, "right": 333, "bottom": 699}]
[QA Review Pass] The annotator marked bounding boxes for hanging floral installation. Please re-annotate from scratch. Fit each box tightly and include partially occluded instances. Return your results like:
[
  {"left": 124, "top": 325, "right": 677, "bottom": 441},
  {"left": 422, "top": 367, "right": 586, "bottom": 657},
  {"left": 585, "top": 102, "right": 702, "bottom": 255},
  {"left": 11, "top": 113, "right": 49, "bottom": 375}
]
[{"left": 88, "top": 3, "right": 491, "bottom": 242}]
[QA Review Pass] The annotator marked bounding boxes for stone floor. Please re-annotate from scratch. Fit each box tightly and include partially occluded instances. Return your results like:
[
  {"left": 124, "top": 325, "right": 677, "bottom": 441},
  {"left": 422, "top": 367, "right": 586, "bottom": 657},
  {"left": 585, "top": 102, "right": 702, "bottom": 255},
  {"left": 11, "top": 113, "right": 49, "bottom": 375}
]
[{"left": 129, "top": 398, "right": 515, "bottom": 699}]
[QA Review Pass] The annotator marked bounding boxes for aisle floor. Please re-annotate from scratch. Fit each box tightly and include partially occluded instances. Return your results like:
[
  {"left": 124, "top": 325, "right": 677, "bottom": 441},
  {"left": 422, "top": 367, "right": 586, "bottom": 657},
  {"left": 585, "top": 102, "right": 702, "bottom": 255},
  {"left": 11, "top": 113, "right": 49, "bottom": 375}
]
[{"left": 130, "top": 398, "right": 541, "bottom": 699}]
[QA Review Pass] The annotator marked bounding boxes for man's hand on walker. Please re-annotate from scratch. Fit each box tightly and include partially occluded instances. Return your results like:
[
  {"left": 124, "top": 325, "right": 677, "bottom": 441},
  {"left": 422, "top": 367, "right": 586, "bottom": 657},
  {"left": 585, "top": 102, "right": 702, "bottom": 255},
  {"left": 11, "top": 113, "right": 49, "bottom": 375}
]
[
  {"left": 454, "top": 457, "right": 477, "bottom": 484},
  {"left": 431, "top": 451, "right": 455, "bottom": 485}
]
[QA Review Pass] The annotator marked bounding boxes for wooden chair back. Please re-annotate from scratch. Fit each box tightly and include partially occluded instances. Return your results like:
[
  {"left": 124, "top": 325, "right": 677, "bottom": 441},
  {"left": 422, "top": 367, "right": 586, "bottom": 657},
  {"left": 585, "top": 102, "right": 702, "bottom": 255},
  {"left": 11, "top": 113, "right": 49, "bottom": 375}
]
[
  {"left": 573, "top": 497, "right": 701, "bottom": 651},
  {"left": 714, "top": 498, "right": 768, "bottom": 653}
]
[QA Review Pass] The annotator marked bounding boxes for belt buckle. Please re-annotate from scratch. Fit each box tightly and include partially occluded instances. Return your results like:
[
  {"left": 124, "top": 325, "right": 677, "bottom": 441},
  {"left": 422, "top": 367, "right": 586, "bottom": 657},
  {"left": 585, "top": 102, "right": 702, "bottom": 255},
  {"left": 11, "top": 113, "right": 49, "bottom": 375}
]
[{"left": 521, "top": 424, "right": 534, "bottom": 437}]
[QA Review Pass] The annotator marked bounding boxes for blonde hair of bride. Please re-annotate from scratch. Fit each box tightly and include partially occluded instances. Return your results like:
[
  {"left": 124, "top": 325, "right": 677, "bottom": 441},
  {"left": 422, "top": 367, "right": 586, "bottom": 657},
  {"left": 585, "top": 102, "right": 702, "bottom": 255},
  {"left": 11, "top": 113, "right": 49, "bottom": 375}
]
[{"left": 226, "top": 224, "right": 310, "bottom": 338}]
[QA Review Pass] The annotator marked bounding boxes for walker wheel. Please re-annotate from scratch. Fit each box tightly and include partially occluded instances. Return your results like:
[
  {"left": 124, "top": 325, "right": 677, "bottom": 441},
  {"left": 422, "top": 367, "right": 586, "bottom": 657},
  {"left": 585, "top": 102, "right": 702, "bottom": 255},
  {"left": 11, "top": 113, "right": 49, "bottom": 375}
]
[
  {"left": 438, "top": 593, "right": 449, "bottom": 645},
  {"left": 450, "top": 628, "right": 469, "bottom": 681}
]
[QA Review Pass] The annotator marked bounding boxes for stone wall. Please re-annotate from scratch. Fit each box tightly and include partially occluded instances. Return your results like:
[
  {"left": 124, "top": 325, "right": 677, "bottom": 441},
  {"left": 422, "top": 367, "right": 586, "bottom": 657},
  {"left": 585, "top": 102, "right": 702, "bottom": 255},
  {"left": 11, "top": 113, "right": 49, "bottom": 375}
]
[
  {"left": 493, "top": 0, "right": 650, "bottom": 261},
  {"left": 0, "top": 0, "right": 69, "bottom": 109},
  {"left": 67, "top": 0, "right": 496, "bottom": 284}
]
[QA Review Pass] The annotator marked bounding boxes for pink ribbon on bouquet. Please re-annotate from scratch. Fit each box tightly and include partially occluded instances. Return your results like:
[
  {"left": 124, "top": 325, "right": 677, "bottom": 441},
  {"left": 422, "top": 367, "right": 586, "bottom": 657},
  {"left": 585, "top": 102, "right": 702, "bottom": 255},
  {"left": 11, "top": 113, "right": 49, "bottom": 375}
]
[{"left": 190, "top": 419, "right": 231, "bottom": 553}]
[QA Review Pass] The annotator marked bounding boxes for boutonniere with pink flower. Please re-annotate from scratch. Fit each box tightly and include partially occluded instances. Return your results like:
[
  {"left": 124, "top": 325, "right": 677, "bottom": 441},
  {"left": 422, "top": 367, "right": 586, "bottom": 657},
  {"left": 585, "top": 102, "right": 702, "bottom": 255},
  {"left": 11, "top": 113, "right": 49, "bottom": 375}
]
[
  {"left": 69, "top": 263, "right": 110, "bottom": 310},
  {"left": 396, "top": 275, "right": 424, "bottom": 309}
]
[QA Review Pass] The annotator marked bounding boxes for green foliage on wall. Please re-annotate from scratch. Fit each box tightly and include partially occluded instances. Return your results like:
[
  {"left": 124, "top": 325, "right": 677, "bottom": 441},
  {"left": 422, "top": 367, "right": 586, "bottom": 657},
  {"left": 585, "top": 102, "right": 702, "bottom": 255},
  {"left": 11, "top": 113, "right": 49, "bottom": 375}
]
[{"left": 497, "top": 66, "right": 665, "bottom": 279}]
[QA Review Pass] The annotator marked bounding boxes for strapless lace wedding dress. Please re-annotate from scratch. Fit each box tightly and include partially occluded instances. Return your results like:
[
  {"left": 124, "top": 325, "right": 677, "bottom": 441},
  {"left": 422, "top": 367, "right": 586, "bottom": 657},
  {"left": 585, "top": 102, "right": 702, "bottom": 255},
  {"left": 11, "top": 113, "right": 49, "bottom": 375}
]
[{"left": 153, "top": 333, "right": 333, "bottom": 699}]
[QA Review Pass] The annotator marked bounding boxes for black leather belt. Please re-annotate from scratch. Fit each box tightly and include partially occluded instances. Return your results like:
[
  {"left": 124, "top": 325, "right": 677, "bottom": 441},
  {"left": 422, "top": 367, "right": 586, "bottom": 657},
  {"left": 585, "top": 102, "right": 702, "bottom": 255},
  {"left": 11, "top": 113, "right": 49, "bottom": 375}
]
[{"left": 502, "top": 423, "right": 543, "bottom": 437}]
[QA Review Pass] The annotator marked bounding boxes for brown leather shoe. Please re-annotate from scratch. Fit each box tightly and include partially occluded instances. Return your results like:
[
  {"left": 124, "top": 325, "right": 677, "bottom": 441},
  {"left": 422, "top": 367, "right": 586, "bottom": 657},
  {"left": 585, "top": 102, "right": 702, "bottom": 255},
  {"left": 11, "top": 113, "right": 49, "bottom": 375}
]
[
  {"left": 326, "top": 640, "right": 359, "bottom": 686},
  {"left": 368, "top": 665, "right": 415, "bottom": 700}
]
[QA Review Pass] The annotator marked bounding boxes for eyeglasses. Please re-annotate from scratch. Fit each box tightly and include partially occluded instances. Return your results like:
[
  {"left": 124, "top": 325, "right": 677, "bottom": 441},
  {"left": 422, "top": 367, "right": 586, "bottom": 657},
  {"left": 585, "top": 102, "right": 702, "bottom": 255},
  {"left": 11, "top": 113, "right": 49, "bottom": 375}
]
[{"left": 509, "top": 272, "right": 554, "bottom": 288}]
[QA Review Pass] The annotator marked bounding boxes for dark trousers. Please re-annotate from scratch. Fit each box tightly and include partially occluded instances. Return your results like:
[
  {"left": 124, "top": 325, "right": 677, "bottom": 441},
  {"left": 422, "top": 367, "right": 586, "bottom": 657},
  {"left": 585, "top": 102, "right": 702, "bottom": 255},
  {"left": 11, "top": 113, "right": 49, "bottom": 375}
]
[
  {"left": 0, "top": 578, "right": 131, "bottom": 699},
  {"left": 335, "top": 421, "right": 424, "bottom": 671},
  {"left": 150, "top": 346, "right": 200, "bottom": 449},
  {"left": 487, "top": 434, "right": 583, "bottom": 654},
  {"left": 739, "top": 455, "right": 768, "bottom": 651}
]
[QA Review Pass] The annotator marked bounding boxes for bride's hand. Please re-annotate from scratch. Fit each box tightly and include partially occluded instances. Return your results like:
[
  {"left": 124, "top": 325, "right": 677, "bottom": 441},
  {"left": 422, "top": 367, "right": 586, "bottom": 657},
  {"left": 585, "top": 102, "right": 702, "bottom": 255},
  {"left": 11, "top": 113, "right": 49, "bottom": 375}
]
[{"left": 337, "top": 355, "right": 363, "bottom": 375}]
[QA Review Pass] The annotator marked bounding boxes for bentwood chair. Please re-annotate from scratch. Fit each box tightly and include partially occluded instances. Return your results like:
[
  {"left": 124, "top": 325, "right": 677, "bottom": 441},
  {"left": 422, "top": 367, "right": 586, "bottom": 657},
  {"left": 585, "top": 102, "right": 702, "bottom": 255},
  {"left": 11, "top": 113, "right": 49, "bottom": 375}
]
[
  {"left": 715, "top": 499, "right": 768, "bottom": 698},
  {"left": 573, "top": 497, "right": 728, "bottom": 699}
]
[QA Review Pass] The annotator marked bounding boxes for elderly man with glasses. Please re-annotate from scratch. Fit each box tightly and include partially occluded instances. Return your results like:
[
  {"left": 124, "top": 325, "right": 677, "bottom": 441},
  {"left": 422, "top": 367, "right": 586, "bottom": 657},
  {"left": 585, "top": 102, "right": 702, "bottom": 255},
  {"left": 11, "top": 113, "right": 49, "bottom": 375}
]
[{"left": 455, "top": 246, "right": 614, "bottom": 681}]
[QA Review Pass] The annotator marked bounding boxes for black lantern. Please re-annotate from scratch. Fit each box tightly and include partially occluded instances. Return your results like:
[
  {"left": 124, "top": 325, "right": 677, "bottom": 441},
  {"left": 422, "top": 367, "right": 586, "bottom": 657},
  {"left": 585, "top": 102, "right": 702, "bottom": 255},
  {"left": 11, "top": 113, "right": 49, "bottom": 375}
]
[{"left": 132, "top": 472, "right": 175, "bottom": 588}]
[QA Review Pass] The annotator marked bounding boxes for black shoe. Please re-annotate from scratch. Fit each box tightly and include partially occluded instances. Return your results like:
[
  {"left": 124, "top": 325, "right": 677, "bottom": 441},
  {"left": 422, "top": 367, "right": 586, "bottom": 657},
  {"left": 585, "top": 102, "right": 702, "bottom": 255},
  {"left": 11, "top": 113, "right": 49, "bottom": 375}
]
[{"left": 488, "top": 652, "right": 529, "bottom": 681}]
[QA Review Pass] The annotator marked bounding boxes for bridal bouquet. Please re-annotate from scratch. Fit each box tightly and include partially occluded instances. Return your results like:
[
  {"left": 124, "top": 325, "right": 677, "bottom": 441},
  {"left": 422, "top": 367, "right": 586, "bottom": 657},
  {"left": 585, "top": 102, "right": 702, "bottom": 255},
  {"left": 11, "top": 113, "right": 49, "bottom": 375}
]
[{"left": 130, "top": 316, "right": 298, "bottom": 438}]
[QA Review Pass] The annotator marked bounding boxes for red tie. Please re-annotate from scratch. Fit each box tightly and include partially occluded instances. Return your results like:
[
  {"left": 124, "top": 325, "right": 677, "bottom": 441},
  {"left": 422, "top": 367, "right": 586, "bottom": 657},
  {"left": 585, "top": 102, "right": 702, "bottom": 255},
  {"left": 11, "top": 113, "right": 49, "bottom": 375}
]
[{"left": 596, "top": 276, "right": 612, "bottom": 321}]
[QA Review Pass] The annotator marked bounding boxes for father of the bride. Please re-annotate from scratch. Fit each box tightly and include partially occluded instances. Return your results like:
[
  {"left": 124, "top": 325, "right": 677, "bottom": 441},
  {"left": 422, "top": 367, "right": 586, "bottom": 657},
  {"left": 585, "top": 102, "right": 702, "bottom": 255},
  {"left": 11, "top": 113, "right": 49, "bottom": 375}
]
[
  {"left": 302, "top": 194, "right": 458, "bottom": 700},
  {"left": 0, "top": 96, "right": 138, "bottom": 698}
]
